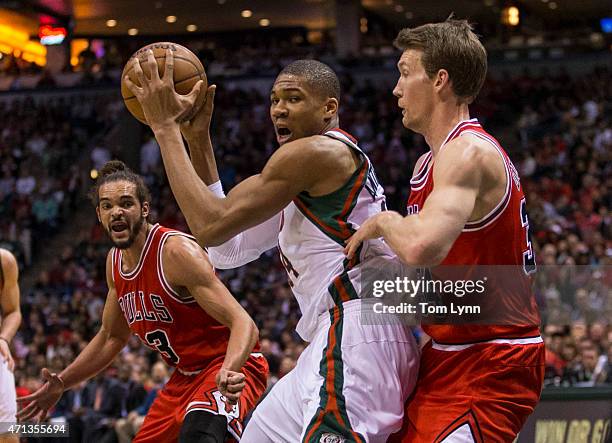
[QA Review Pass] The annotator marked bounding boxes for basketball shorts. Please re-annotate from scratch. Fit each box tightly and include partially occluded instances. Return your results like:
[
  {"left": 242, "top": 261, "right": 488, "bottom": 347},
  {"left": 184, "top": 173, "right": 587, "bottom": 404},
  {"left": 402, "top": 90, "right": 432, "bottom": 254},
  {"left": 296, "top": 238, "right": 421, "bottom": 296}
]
[
  {"left": 0, "top": 359, "right": 16, "bottom": 434},
  {"left": 134, "top": 353, "right": 269, "bottom": 443},
  {"left": 389, "top": 338, "right": 545, "bottom": 443},
  {"left": 242, "top": 299, "right": 420, "bottom": 443}
]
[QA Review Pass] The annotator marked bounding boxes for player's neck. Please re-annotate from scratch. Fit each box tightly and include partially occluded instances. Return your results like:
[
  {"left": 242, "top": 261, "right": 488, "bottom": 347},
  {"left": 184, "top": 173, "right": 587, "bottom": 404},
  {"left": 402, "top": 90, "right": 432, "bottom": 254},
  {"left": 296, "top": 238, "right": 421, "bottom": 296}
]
[
  {"left": 322, "top": 116, "right": 339, "bottom": 134},
  {"left": 423, "top": 105, "right": 471, "bottom": 157},
  {"left": 121, "top": 223, "right": 152, "bottom": 271}
]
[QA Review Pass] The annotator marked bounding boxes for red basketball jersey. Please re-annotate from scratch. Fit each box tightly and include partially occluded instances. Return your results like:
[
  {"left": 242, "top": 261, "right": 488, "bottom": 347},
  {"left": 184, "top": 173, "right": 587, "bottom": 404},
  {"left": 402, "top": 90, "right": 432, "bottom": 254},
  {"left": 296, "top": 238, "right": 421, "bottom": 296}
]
[
  {"left": 111, "top": 224, "right": 232, "bottom": 372},
  {"left": 407, "top": 119, "right": 541, "bottom": 344}
]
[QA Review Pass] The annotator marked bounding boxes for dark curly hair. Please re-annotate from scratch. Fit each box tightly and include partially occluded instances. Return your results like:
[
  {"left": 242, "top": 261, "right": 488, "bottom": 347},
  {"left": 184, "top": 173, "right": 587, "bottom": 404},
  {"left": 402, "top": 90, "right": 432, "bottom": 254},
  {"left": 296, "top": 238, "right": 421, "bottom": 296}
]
[{"left": 89, "top": 160, "right": 151, "bottom": 207}]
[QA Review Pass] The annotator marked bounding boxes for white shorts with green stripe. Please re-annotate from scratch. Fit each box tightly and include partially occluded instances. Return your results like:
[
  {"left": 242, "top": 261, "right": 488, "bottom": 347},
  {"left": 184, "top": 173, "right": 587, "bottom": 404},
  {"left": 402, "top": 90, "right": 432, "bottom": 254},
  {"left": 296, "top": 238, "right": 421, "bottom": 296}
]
[{"left": 242, "top": 299, "right": 420, "bottom": 443}]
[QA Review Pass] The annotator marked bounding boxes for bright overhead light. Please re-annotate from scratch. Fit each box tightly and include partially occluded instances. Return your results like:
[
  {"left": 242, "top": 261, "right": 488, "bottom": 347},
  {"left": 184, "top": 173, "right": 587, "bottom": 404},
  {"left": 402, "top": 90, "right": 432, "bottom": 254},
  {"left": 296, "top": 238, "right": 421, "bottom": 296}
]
[
  {"left": 128, "top": 28, "right": 138, "bottom": 35},
  {"left": 241, "top": 9, "right": 253, "bottom": 18},
  {"left": 186, "top": 24, "right": 197, "bottom": 32},
  {"left": 166, "top": 15, "right": 177, "bottom": 23},
  {"left": 106, "top": 19, "right": 117, "bottom": 28},
  {"left": 394, "top": 4, "right": 404, "bottom": 12},
  {"left": 259, "top": 18, "right": 270, "bottom": 27}
]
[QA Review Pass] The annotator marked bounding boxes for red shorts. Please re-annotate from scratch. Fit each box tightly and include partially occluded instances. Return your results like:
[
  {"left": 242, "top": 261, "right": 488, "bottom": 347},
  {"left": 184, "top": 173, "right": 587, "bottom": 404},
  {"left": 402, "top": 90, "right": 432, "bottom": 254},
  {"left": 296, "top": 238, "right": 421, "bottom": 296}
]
[
  {"left": 389, "top": 340, "right": 545, "bottom": 442},
  {"left": 134, "top": 354, "right": 269, "bottom": 443}
]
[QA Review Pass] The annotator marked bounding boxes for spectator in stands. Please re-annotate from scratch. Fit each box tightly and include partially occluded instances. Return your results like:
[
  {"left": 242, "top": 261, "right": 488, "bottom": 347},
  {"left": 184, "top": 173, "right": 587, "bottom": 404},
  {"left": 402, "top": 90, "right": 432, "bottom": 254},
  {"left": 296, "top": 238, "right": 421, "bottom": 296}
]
[{"left": 114, "top": 362, "right": 168, "bottom": 443}]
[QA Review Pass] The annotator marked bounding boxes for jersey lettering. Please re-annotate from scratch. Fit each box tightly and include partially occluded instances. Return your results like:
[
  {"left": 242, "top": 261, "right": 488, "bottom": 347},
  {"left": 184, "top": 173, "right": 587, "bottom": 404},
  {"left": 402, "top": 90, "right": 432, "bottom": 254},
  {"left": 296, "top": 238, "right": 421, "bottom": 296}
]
[
  {"left": 278, "top": 244, "right": 299, "bottom": 287},
  {"left": 520, "top": 198, "right": 536, "bottom": 275},
  {"left": 407, "top": 204, "right": 419, "bottom": 215},
  {"left": 119, "top": 292, "right": 174, "bottom": 325},
  {"left": 365, "top": 164, "right": 382, "bottom": 200},
  {"left": 139, "top": 291, "right": 157, "bottom": 321},
  {"left": 151, "top": 294, "right": 173, "bottom": 322}
]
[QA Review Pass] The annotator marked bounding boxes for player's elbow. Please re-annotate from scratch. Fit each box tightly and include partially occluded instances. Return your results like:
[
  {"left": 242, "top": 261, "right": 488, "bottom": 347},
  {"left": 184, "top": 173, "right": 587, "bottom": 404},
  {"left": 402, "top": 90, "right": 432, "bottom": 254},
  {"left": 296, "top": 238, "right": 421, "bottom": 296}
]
[{"left": 194, "top": 223, "right": 227, "bottom": 247}]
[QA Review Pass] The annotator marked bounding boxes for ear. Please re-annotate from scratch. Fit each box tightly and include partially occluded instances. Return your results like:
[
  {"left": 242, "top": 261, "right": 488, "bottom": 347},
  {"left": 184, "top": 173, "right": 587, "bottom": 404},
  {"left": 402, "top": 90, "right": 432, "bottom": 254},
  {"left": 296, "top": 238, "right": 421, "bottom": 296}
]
[
  {"left": 433, "top": 69, "right": 451, "bottom": 93},
  {"left": 324, "top": 97, "right": 339, "bottom": 120},
  {"left": 96, "top": 206, "right": 101, "bottom": 223},
  {"left": 142, "top": 201, "right": 150, "bottom": 219}
]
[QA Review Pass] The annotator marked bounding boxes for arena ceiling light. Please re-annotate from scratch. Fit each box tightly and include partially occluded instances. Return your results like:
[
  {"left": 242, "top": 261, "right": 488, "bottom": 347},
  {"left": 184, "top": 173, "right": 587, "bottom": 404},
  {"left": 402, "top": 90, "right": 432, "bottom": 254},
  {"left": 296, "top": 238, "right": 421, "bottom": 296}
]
[
  {"left": 241, "top": 10, "right": 253, "bottom": 18},
  {"left": 166, "top": 15, "right": 177, "bottom": 23},
  {"left": 186, "top": 24, "right": 197, "bottom": 32},
  {"left": 259, "top": 18, "right": 270, "bottom": 27},
  {"left": 128, "top": 28, "right": 139, "bottom": 35},
  {"left": 106, "top": 19, "right": 117, "bottom": 28}
]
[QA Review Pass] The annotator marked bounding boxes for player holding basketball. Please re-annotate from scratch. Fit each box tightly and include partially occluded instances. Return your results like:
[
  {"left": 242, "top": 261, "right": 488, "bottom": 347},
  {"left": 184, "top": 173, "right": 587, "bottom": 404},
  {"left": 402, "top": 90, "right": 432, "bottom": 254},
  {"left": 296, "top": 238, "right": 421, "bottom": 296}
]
[
  {"left": 345, "top": 19, "right": 545, "bottom": 442},
  {"left": 0, "top": 249, "right": 21, "bottom": 443},
  {"left": 17, "top": 161, "right": 268, "bottom": 442},
  {"left": 126, "top": 54, "right": 419, "bottom": 442}
]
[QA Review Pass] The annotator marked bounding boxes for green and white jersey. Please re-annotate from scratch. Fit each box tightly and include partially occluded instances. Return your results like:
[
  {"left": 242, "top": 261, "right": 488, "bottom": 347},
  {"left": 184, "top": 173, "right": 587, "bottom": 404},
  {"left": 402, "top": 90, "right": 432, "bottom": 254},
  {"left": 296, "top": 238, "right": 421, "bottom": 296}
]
[{"left": 278, "top": 129, "right": 394, "bottom": 341}]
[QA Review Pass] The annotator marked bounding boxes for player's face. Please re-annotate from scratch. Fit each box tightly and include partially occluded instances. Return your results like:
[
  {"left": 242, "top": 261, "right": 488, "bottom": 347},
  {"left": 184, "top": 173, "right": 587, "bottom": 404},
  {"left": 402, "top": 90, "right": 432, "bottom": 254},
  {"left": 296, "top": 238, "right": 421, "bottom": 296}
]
[
  {"left": 97, "top": 180, "right": 149, "bottom": 249},
  {"left": 270, "top": 74, "right": 331, "bottom": 145},
  {"left": 393, "top": 49, "right": 436, "bottom": 133}
]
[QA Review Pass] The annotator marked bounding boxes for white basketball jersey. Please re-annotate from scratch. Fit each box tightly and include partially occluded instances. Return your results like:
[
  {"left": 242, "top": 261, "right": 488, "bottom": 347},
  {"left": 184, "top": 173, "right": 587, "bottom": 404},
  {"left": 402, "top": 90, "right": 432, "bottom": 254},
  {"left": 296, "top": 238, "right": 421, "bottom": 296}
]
[{"left": 278, "top": 129, "right": 394, "bottom": 341}]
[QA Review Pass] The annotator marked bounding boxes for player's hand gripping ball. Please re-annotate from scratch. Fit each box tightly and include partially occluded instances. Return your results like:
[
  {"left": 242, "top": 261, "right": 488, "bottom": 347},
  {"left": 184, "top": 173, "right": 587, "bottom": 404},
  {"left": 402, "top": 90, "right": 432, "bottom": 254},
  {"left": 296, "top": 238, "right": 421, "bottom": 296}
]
[{"left": 121, "top": 42, "right": 207, "bottom": 125}]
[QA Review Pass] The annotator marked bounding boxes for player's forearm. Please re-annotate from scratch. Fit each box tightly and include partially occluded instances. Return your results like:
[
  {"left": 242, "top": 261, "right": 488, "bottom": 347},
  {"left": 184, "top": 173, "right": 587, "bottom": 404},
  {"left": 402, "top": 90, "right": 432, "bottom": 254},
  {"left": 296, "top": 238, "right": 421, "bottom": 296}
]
[
  {"left": 221, "top": 315, "right": 259, "bottom": 372},
  {"left": 184, "top": 132, "right": 220, "bottom": 185},
  {"left": 153, "top": 125, "right": 228, "bottom": 244},
  {"left": 0, "top": 310, "right": 21, "bottom": 342},
  {"left": 377, "top": 211, "right": 442, "bottom": 266},
  {"left": 59, "top": 329, "right": 125, "bottom": 390}
]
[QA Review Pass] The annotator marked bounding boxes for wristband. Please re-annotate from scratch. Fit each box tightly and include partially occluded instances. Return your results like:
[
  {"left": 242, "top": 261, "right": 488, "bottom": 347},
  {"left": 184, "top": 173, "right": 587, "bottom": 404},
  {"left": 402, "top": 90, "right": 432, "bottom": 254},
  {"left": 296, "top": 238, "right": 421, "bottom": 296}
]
[{"left": 208, "top": 180, "right": 225, "bottom": 197}]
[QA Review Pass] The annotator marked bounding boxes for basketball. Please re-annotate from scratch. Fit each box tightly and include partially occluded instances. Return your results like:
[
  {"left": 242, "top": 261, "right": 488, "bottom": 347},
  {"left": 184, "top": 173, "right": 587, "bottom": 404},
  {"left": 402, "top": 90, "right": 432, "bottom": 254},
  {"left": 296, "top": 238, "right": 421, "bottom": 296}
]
[{"left": 121, "top": 42, "right": 207, "bottom": 125}]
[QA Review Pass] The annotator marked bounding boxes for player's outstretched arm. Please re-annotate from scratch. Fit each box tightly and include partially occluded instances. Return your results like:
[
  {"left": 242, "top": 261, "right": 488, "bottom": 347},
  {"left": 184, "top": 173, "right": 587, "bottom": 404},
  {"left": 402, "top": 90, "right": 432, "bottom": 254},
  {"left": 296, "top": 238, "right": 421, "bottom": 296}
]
[
  {"left": 0, "top": 249, "right": 21, "bottom": 373},
  {"left": 346, "top": 137, "right": 482, "bottom": 266},
  {"left": 16, "top": 252, "right": 131, "bottom": 422},
  {"left": 163, "top": 236, "right": 258, "bottom": 403}
]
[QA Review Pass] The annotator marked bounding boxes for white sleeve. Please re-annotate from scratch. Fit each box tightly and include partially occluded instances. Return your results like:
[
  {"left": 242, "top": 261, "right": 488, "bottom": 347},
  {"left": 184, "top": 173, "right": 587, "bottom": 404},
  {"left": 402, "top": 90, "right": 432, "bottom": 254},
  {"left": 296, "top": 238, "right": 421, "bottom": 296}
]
[
  {"left": 208, "top": 214, "right": 281, "bottom": 269},
  {"left": 205, "top": 181, "right": 280, "bottom": 269}
]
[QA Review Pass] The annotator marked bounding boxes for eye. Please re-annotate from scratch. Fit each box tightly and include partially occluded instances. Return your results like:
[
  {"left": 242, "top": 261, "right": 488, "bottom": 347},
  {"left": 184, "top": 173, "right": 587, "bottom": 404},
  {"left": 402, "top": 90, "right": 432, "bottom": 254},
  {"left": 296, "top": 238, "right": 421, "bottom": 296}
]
[
  {"left": 271, "top": 98, "right": 279, "bottom": 105},
  {"left": 122, "top": 201, "right": 134, "bottom": 208},
  {"left": 289, "top": 96, "right": 300, "bottom": 103},
  {"left": 101, "top": 203, "right": 111, "bottom": 210}
]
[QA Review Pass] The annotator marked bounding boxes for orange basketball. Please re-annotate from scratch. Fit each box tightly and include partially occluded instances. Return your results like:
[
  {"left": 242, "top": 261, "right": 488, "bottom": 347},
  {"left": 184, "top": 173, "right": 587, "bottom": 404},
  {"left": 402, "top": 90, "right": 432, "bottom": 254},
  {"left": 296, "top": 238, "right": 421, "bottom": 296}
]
[{"left": 121, "top": 42, "right": 207, "bottom": 125}]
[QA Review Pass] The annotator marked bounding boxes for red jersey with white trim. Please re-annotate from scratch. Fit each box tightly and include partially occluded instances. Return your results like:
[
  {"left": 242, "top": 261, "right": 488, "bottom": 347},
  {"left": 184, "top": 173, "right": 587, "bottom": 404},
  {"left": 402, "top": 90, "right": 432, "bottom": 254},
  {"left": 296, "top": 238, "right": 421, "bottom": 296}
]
[
  {"left": 111, "top": 224, "right": 231, "bottom": 372},
  {"left": 407, "top": 119, "right": 541, "bottom": 344}
]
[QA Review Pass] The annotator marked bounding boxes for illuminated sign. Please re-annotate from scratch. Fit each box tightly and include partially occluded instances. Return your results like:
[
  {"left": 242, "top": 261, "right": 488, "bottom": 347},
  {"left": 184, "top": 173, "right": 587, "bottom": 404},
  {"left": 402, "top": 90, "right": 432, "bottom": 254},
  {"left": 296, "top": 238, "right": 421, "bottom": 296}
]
[{"left": 39, "top": 25, "right": 67, "bottom": 45}]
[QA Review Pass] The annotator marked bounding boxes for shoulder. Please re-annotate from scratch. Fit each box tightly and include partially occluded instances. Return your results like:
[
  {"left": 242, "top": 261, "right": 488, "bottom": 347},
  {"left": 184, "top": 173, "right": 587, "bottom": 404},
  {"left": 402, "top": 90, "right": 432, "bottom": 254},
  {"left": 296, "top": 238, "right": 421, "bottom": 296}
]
[
  {"left": 436, "top": 133, "right": 500, "bottom": 171},
  {"left": 272, "top": 135, "right": 351, "bottom": 167},
  {"left": 105, "top": 249, "right": 116, "bottom": 286},
  {"left": 0, "top": 249, "right": 17, "bottom": 277},
  {"left": 162, "top": 235, "right": 214, "bottom": 280}
]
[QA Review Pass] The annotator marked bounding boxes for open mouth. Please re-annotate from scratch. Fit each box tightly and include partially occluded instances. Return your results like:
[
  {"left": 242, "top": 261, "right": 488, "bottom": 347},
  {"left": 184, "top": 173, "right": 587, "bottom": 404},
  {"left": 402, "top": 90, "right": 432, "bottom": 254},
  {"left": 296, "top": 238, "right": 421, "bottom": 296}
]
[
  {"left": 275, "top": 126, "right": 292, "bottom": 144},
  {"left": 111, "top": 221, "right": 129, "bottom": 234}
]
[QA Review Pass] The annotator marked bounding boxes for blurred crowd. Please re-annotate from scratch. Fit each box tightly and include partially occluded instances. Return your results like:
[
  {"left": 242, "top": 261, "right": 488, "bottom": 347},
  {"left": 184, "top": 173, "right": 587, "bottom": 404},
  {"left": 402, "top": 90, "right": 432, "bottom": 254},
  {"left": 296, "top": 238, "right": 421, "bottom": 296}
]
[
  {"left": 2, "top": 56, "right": 610, "bottom": 441},
  {"left": 0, "top": 95, "right": 122, "bottom": 268}
]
